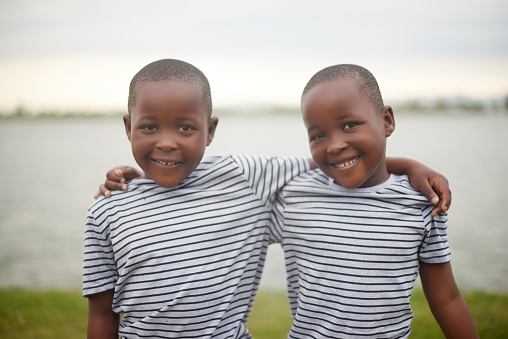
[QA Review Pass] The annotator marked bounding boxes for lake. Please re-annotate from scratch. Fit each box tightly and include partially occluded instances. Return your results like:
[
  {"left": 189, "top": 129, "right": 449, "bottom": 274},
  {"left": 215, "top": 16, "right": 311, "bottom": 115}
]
[{"left": 0, "top": 111, "right": 507, "bottom": 293}]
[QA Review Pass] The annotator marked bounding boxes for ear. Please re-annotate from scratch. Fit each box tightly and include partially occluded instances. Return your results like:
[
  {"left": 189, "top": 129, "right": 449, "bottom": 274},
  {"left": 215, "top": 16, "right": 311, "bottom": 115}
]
[
  {"left": 123, "top": 114, "right": 132, "bottom": 141},
  {"left": 381, "top": 106, "right": 395, "bottom": 137},
  {"left": 206, "top": 116, "right": 219, "bottom": 146}
]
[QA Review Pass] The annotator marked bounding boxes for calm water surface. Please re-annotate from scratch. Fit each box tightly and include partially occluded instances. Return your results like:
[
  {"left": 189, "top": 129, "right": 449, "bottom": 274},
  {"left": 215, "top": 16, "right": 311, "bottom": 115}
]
[{"left": 0, "top": 112, "right": 507, "bottom": 292}]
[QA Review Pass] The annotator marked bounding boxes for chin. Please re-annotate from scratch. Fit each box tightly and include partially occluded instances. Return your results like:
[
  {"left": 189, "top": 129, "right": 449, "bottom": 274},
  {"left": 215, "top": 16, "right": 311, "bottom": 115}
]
[
  {"left": 156, "top": 180, "right": 182, "bottom": 188},
  {"left": 338, "top": 182, "right": 362, "bottom": 189},
  {"left": 149, "top": 175, "right": 182, "bottom": 188},
  {"left": 332, "top": 176, "right": 366, "bottom": 189}
]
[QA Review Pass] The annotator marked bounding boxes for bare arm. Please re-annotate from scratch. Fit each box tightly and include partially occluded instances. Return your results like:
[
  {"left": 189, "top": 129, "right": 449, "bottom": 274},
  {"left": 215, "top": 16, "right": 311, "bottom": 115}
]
[
  {"left": 419, "top": 262, "right": 479, "bottom": 339},
  {"left": 386, "top": 157, "right": 451, "bottom": 216},
  {"left": 87, "top": 289, "right": 119, "bottom": 339}
]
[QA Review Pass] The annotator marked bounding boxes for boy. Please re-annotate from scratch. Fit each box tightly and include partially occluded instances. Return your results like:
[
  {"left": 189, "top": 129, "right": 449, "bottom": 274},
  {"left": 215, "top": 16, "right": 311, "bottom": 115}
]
[
  {"left": 270, "top": 64, "right": 478, "bottom": 338},
  {"left": 89, "top": 59, "right": 452, "bottom": 338},
  {"left": 84, "top": 59, "right": 311, "bottom": 338}
]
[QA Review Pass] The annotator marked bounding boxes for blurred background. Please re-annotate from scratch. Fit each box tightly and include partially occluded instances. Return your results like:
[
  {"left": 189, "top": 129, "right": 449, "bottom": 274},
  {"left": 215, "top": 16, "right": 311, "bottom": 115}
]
[{"left": 0, "top": 0, "right": 507, "bottom": 293}]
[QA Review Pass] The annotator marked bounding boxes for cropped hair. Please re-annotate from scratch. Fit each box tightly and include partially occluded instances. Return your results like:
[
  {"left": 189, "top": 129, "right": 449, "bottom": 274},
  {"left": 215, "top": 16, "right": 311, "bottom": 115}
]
[
  {"left": 302, "top": 64, "right": 384, "bottom": 112},
  {"left": 128, "top": 59, "right": 212, "bottom": 116}
]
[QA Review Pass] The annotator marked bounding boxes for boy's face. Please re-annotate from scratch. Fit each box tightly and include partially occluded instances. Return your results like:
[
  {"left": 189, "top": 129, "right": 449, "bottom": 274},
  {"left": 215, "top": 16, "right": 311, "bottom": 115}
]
[
  {"left": 302, "top": 79, "right": 394, "bottom": 188},
  {"left": 124, "top": 80, "right": 218, "bottom": 188}
]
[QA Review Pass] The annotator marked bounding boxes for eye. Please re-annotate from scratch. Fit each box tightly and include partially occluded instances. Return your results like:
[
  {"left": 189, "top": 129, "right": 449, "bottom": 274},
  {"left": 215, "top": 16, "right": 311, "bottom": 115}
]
[
  {"left": 343, "top": 122, "right": 359, "bottom": 130},
  {"left": 178, "top": 125, "right": 195, "bottom": 132},
  {"left": 309, "top": 133, "right": 325, "bottom": 142},
  {"left": 141, "top": 124, "right": 158, "bottom": 131}
]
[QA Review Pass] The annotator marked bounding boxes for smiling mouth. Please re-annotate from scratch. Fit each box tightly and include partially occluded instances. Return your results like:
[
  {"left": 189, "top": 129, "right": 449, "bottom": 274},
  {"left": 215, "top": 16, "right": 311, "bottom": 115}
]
[
  {"left": 153, "top": 159, "right": 181, "bottom": 166},
  {"left": 333, "top": 156, "right": 359, "bottom": 169}
]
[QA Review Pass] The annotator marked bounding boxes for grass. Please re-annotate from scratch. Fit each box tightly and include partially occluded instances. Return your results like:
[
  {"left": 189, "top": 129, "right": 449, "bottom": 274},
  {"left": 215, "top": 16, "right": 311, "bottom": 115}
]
[{"left": 0, "top": 289, "right": 507, "bottom": 338}]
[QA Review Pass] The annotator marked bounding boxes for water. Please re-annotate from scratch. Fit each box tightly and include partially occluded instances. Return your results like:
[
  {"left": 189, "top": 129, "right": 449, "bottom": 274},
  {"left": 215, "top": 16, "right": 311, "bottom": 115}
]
[{"left": 1, "top": 112, "right": 507, "bottom": 293}]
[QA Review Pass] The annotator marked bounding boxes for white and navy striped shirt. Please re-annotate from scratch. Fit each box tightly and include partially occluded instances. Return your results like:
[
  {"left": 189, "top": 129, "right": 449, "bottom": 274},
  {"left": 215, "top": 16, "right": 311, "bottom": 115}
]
[
  {"left": 83, "top": 154, "right": 309, "bottom": 339},
  {"left": 271, "top": 172, "right": 451, "bottom": 338}
]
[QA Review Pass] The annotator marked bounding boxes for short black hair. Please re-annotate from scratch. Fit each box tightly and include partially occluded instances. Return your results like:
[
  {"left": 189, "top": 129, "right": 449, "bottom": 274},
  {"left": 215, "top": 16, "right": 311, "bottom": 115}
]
[
  {"left": 128, "top": 59, "right": 212, "bottom": 116},
  {"left": 302, "top": 64, "right": 384, "bottom": 112}
]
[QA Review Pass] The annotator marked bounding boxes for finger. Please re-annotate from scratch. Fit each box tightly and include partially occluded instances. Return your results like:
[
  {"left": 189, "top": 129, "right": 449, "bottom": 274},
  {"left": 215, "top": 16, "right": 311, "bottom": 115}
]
[
  {"left": 98, "top": 184, "right": 112, "bottom": 198},
  {"left": 104, "top": 178, "right": 128, "bottom": 191},
  {"left": 113, "top": 169, "right": 126, "bottom": 183},
  {"left": 431, "top": 205, "right": 443, "bottom": 217},
  {"left": 439, "top": 188, "right": 452, "bottom": 214},
  {"left": 420, "top": 185, "right": 440, "bottom": 207},
  {"left": 121, "top": 167, "right": 142, "bottom": 180},
  {"left": 106, "top": 169, "right": 126, "bottom": 183}
]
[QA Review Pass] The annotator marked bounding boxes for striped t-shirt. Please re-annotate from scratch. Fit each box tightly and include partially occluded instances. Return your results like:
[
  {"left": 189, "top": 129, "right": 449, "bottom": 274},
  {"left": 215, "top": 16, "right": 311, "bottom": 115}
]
[
  {"left": 270, "top": 172, "right": 451, "bottom": 338},
  {"left": 83, "top": 154, "right": 308, "bottom": 339}
]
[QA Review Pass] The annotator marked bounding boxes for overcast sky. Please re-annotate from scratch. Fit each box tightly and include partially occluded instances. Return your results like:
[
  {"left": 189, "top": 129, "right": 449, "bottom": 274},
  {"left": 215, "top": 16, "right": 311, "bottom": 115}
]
[{"left": 1, "top": 0, "right": 507, "bottom": 112}]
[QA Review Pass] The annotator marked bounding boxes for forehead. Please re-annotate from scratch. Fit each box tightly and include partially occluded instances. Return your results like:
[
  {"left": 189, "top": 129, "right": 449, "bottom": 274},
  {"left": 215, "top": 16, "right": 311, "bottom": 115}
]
[
  {"left": 302, "top": 79, "right": 376, "bottom": 125},
  {"left": 133, "top": 80, "right": 207, "bottom": 116},
  {"left": 304, "top": 78, "right": 360, "bottom": 101},
  {"left": 303, "top": 79, "right": 363, "bottom": 112}
]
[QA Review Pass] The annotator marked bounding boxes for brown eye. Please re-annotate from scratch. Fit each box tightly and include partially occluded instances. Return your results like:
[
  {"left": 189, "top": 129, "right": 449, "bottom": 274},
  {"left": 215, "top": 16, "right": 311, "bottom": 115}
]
[
  {"left": 310, "top": 133, "right": 325, "bottom": 142},
  {"left": 179, "top": 125, "right": 195, "bottom": 132},
  {"left": 142, "top": 125, "right": 157, "bottom": 131},
  {"left": 343, "top": 122, "right": 358, "bottom": 130}
]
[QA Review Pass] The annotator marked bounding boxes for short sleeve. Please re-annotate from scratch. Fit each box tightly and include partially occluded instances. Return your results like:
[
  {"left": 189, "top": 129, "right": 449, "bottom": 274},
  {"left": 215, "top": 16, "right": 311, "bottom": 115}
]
[
  {"left": 419, "top": 205, "right": 451, "bottom": 264},
  {"left": 233, "top": 154, "right": 309, "bottom": 203},
  {"left": 82, "top": 208, "right": 118, "bottom": 297},
  {"left": 268, "top": 192, "right": 286, "bottom": 243}
]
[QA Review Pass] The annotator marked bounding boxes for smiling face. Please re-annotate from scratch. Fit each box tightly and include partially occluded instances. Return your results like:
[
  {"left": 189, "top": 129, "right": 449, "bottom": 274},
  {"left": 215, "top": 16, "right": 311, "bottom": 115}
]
[
  {"left": 302, "top": 79, "right": 395, "bottom": 188},
  {"left": 124, "top": 80, "right": 218, "bottom": 188}
]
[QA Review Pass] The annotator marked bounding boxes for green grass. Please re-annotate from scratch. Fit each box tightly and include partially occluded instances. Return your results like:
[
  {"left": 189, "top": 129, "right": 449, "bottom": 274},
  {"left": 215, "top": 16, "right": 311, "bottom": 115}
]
[{"left": 1, "top": 289, "right": 507, "bottom": 338}]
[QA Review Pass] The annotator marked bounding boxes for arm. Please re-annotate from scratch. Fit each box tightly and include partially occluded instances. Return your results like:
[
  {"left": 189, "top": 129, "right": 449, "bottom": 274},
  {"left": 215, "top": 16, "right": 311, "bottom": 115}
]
[
  {"left": 97, "top": 157, "right": 316, "bottom": 198},
  {"left": 386, "top": 157, "right": 451, "bottom": 216},
  {"left": 94, "top": 166, "right": 144, "bottom": 199},
  {"left": 419, "top": 262, "right": 479, "bottom": 339},
  {"left": 87, "top": 289, "right": 119, "bottom": 339}
]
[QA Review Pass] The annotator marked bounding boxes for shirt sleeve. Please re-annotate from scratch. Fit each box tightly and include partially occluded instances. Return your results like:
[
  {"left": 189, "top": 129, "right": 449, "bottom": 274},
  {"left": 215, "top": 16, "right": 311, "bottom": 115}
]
[
  {"left": 233, "top": 154, "right": 310, "bottom": 203},
  {"left": 419, "top": 205, "right": 451, "bottom": 264},
  {"left": 268, "top": 192, "right": 286, "bottom": 243},
  {"left": 82, "top": 206, "right": 118, "bottom": 297}
]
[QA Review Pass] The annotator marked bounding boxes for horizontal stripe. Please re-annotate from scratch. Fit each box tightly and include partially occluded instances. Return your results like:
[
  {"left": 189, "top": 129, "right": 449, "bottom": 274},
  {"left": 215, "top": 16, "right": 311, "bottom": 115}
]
[
  {"left": 271, "top": 172, "right": 451, "bottom": 338},
  {"left": 83, "top": 154, "right": 308, "bottom": 338}
]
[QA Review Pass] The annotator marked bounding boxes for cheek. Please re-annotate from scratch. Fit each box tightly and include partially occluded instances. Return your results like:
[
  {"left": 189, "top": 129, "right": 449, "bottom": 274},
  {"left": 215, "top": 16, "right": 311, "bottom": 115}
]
[
  {"left": 131, "top": 134, "right": 153, "bottom": 152},
  {"left": 310, "top": 145, "right": 325, "bottom": 164},
  {"left": 310, "top": 140, "right": 326, "bottom": 153}
]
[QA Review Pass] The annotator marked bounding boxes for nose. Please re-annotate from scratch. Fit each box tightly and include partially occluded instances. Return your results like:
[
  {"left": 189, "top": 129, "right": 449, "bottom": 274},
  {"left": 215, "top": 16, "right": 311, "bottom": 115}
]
[
  {"left": 327, "top": 133, "right": 347, "bottom": 154},
  {"left": 156, "top": 130, "right": 178, "bottom": 151}
]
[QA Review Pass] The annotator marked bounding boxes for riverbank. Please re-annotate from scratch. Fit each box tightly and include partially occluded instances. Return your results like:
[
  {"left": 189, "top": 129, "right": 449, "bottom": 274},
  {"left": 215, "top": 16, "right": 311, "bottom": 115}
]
[{"left": 1, "top": 288, "right": 507, "bottom": 338}]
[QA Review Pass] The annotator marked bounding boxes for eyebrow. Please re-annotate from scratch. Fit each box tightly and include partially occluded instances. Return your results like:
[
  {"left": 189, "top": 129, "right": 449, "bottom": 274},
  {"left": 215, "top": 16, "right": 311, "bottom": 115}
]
[
  {"left": 335, "top": 113, "right": 353, "bottom": 120},
  {"left": 136, "top": 115, "right": 158, "bottom": 122}
]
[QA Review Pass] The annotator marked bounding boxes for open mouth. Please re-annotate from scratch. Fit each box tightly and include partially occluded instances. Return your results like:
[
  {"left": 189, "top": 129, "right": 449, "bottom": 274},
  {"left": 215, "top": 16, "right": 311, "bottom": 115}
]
[{"left": 333, "top": 156, "right": 359, "bottom": 169}]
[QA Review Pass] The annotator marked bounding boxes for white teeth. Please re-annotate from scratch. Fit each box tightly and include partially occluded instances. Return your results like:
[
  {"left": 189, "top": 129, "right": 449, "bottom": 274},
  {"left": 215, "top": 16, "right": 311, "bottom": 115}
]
[
  {"left": 155, "top": 160, "right": 178, "bottom": 165},
  {"left": 334, "top": 157, "right": 358, "bottom": 168}
]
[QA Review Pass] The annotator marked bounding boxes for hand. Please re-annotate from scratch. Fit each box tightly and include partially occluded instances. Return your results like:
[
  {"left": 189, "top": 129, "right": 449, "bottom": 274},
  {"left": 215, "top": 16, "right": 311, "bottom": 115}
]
[
  {"left": 409, "top": 165, "right": 451, "bottom": 217},
  {"left": 93, "top": 166, "right": 144, "bottom": 199}
]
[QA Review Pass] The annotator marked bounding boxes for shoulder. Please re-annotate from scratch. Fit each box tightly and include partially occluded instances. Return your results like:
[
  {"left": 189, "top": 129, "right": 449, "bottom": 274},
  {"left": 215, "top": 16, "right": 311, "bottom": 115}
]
[
  {"left": 202, "top": 154, "right": 308, "bottom": 180},
  {"left": 279, "top": 169, "right": 330, "bottom": 197},
  {"left": 375, "top": 174, "right": 435, "bottom": 212},
  {"left": 286, "top": 169, "right": 329, "bottom": 187},
  {"left": 228, "top": 154, "right": 308, "bottom": 171},
  {"left": 88, "top": 179, "right": 160, "bottom": 216},
  {"left": 382, "top": 174, "right": 427, "bottom": 198}
]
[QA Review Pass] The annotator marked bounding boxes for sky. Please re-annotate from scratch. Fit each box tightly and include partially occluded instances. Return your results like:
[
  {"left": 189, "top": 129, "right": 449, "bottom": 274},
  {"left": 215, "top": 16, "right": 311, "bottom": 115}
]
[{"left": 1, "top": 0, "right": 507, "bottom": 113}]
